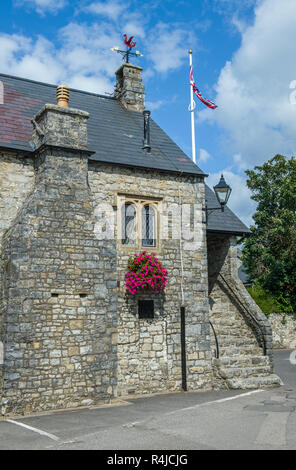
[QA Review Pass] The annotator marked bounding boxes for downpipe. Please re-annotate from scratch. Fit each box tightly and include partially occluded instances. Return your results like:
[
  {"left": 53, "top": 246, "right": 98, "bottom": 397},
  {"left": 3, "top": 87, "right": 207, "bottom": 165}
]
[{"left": 180, "top": 306, "right": 187, "bottom": 391}]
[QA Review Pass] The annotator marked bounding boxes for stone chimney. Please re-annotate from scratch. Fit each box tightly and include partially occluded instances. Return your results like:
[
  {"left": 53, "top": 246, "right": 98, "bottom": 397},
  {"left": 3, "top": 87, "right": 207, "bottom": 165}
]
[
  {"left": 1, "top": 86, "right": 118, "bottom": 415},
  {"left": 32, "top": 104, "right": 89, "bottom": 151},
  {"left": 115, "top": 63, "right": 145, "bottom": 112}
]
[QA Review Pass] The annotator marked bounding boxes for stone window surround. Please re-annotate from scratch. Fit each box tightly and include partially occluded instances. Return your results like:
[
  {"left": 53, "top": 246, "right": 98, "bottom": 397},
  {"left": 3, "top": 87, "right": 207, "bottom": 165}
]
[{"left": 117, "top": 193, "right": 162, "bottom": 252}]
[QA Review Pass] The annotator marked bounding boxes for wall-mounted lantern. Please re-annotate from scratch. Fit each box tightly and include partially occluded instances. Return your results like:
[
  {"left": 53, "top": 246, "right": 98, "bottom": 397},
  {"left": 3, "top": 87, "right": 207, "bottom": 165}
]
[
  {"left": 206, "top": 174, "right": 232, "bottom": 222},
  {"left": 213, "top": 174, "right": 232, "bottom": 212}
]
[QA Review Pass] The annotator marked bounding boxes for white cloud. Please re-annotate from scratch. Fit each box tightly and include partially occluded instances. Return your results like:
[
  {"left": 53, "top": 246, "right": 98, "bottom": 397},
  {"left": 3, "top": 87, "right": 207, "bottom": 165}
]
[
  {"left": 200, "top": 0, "right": 296, "bottom": 170},
  {"left": 83, "top": 1, "right": 147, "bottom": 41},
  {"left": 145, "top": 100, "right": 165, "bottom": 111},
  {"left": 232, "top": 153, "right": 247, "bottom": 171},
  {"left": 199, "top": 148, "right": 211, "bottom": 163},
  {"left": 14, "top": 0, "right": 68, "bottom": 15},
  {"left": 59, "top": 22, "right": 121, "bottom": 79},
  {"left": 211, "top": 0, "right": 258, "bottom": 17},
  {"left": 0, "top": 34, "right": 63, "bottom": 84},
  {"left": 0, "top": 27, "right": 118, "bottom": 94},
  {"left": 146, "top": 22, "right": 195, "bottom": 75},
  {"left": 122, "top": 20, "right": 145, "bottom": 39},
  {"left": 85, "top": 1, "right": 125, "bottom": 21},
  {"left": 2, "top": 4, "right": 196, "bottom": 92},
  {"left": 206, "top": 170, "right": 256, "bottom": 227},
  {"left": 231, "top": 15, "right": 248, "bottom": 35}
]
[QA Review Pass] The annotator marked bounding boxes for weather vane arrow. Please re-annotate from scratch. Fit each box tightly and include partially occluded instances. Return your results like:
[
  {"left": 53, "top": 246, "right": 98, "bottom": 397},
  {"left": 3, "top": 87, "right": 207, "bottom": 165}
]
[{"left": 111, "top": 34, "right": 143, "bottom": 63}]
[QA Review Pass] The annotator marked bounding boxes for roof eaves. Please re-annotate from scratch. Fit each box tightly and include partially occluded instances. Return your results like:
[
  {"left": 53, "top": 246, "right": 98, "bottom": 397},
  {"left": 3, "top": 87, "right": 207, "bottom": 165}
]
[
  {"left": 0, "top": 144, "right": 33, "bottom": 157},
  {"left": 88, "top": 157, "right": 207, "bottom": 177},
  {"left": 206, "top": 228, "right": 252, "bottom": 237}
]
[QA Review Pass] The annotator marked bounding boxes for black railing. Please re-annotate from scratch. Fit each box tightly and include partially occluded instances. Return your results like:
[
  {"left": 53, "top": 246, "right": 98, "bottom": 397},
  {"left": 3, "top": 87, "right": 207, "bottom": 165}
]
[
  {"left": 209, "top": 320, "right": 219, "bottom": 359},
  {"left": 218, "top": 273, "right": 267, "bottom": 356}
]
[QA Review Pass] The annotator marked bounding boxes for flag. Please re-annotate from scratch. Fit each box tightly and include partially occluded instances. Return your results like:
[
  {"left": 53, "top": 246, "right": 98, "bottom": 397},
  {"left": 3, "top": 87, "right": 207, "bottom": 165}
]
[{"left": 190, "top": 65, "right": 217, "bottom": 110}]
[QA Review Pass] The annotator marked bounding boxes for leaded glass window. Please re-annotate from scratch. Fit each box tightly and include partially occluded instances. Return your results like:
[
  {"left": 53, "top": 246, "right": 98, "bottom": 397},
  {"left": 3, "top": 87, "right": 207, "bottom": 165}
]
[
  {"left": 122, "top": 203, "right": 136, "bottom": 245},
  {"left": 142, "top": 205, "right": 156, "bottom": 247}
]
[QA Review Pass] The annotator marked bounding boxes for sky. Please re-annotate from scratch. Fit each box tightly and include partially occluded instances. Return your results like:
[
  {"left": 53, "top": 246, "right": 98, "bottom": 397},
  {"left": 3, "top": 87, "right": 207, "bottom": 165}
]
[{"left": 1, "top": 0, "right": 296, "bottom": 226}]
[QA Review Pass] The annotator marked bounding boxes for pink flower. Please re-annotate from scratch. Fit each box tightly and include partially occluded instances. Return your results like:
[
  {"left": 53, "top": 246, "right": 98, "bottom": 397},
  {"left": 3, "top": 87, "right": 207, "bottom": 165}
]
[{"left": 125, "top": 251, "right": 168, "bottom": 295}]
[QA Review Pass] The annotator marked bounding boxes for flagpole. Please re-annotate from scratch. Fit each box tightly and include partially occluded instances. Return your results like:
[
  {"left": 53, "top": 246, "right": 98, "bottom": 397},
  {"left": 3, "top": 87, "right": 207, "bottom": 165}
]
[{"left": 189, "top": 49, "right": 196, "bottom": 164}]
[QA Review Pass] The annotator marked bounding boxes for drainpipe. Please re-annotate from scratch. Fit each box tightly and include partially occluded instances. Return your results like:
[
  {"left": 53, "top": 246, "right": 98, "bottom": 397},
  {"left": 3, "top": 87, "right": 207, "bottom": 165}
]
[
  {"left": 180, "top": 306, "right": 187, "bottom": 391},
  {"left": 178, "top": 187, "right": 187, "bottom": 392}
]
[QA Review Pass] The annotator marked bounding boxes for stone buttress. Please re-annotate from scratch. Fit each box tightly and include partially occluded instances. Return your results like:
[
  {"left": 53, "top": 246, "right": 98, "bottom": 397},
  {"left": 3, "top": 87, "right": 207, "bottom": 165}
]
[{"left": 0, "top": 104, "right": 118, "bottom": 415}]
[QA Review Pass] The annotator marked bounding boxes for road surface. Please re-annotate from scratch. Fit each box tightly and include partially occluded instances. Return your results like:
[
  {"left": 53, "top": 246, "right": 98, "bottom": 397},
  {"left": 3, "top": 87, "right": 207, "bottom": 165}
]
[{"left": 0, "top": 349, "right": 295, "bottom": 450}]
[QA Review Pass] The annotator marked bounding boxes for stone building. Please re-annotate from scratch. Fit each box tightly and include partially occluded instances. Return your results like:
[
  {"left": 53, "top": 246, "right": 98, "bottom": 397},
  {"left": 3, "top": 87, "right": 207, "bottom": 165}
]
[{"left": 0, "top": 63, "right": 282, "bottom": 416}]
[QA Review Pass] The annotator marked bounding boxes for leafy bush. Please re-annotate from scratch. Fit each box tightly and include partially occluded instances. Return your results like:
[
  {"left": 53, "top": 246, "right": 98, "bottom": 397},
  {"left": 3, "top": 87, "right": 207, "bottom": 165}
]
[
  {"left": 246, "top": 284, "right": 286, "bottom": 315},
  {"left": 242, "top": 154, "right": 296, "bottom": 312}
]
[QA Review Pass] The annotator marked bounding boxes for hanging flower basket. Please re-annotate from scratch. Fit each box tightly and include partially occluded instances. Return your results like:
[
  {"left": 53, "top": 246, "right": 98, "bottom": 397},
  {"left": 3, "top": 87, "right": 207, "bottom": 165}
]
[{"left": 125, "top": 251, "right": 168, "bottom": 295}]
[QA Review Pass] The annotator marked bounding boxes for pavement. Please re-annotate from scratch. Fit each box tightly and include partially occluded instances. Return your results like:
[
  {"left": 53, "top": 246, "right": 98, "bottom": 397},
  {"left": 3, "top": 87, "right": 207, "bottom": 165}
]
[{"left": 0, "top": 349, "right": 295, "bottom": 450}]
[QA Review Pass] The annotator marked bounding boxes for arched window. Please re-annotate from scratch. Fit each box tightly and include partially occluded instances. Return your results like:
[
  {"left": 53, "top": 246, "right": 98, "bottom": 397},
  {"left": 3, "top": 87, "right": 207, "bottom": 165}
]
[
  {"left": 122, "top": 203, "right": 136, "bottom": 245},
  {"left": 142, "top": 204, "right": 156, "bottom": 247}
]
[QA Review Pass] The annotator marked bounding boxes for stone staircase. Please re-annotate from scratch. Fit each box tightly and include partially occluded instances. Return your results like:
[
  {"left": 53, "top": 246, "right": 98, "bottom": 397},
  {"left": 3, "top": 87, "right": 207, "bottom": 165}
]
[{"left": 210, "top": 316, "right": 283, "bottom": 390}]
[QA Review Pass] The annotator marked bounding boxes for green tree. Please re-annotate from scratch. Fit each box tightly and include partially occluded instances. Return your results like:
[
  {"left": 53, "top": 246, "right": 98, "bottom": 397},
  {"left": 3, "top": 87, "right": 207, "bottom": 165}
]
[{"left": 242, "top": 154, "right": 296, "bottom": 312}]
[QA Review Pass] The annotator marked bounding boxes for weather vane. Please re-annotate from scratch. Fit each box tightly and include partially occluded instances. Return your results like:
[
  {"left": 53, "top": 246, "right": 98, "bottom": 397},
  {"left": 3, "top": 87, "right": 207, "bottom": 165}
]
[{"left": 111, "top": 34, "right": 143, "bottom": 64}]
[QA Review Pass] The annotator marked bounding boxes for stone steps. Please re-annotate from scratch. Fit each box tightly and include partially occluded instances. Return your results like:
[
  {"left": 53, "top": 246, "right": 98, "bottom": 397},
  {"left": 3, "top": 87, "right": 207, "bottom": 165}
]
[
  {"left": 214, "top": 334, "right": 255, "bottom": 343},
  {"left": 226, "top": 374, "right": 283, "bottom": 389},
  {"left": 212, "top": 320, "right": 252, "bottom": 329},
  {"left": 218, "top": 365, "right": 272, "bottom": 379},
  {"left": 213, "top": 355, "right": 270, "bottom": 367},
  {"left": 210, "top": 315, "right": 282, "bottom": 390},
  {"left": 210, "top": 317, "right": 250, "bottom": 326},
  {"left": 213, "top": 354, "right": 283, "bottom": 390},
  {"left": 219, "top": 345, "right": 262, "bottom": 356},
  {"left": 214, "top": 327, "right": 253, "bottom": 334},
  {"left": 212, "top": 325, "right": 257, "bottom": 344},
  {"left": 216, "top": 336, "right": 258, "bottom": 347}
]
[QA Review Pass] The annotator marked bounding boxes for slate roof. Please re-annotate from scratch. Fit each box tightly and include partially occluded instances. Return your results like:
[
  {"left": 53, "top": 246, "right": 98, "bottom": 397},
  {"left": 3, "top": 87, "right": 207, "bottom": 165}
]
[
  {"left": 0, "top": 73, "right": 250, "bottom": 236},
  {"left": 0, "top": 73, "right": 206, "bottom": 176}
]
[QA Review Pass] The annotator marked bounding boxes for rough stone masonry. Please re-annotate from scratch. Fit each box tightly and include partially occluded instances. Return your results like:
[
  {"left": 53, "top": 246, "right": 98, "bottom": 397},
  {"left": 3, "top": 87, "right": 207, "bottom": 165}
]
[
  {"left": 0, "top": 98, "right": 213, "bottom": 415},
  {"left": 0, "top": 104, "right": 118, "bottom": 415},
  {"left": 0, "top": 64, "right": 282, "bottom": 416}
]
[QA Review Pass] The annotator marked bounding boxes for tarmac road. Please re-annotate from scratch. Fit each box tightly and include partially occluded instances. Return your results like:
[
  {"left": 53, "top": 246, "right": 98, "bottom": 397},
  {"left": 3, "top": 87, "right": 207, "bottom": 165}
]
[{"left": 0, "top": 349, "right": 295, "bottom": 450}]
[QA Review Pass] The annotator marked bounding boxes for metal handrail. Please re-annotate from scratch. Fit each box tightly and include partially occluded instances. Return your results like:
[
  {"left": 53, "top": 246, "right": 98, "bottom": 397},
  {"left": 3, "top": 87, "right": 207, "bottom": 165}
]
[
  {"left": 218, "top": 273, "right": 267, "bottom": 355},
  {"left": 209, "top": 320, "right": 219, "bottom": 359}
]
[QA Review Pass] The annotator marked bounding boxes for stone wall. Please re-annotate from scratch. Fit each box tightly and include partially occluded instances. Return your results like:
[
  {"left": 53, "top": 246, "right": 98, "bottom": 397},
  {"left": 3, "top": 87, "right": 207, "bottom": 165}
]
[
  {"left": 0, "top": 106, "right": 118, "bottom": 415},
  {"left": 0, "top": 152, "right": 35, "bottom": 404},
  {"left": 0, "top": 121, "right": 215, "bottom": 413},
  {"left": 88, "top": 163, "right": 213, "bottom": 396},
  {"left": 0, "top": 258, "right": 3, "bottom": 398},
  {"left": 0, "top": 149, "right": 215, "bottom": 413},
  {"left": 269, "top": 314, "right": 296, "bottom": 349},
  {"left": 0, "top": 153, "right": 34, "bottom": 241}
]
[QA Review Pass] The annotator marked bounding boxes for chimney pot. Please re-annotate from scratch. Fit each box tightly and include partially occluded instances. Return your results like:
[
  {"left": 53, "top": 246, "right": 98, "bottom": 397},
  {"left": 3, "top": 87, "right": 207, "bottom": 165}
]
[{"left": 56, "top": 84, "right": 70, "bottom": 107}]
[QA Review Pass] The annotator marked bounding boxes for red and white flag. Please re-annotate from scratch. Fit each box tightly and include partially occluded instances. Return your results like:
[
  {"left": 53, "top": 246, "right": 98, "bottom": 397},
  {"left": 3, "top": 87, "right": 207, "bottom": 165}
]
[{"left": 190, "top": 65, "right": 217, "bottom": 110}]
